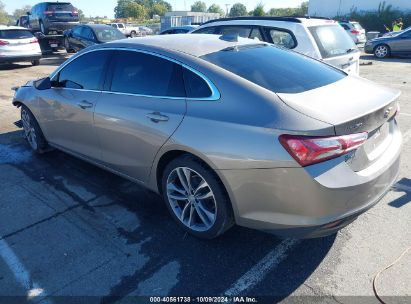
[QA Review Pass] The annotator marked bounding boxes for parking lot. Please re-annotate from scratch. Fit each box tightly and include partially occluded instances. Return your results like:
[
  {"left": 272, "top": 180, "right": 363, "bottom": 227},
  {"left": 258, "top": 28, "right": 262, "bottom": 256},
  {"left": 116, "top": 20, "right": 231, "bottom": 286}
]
[{"left": 0, "top": 52, "right": 410, "bottom": 303}]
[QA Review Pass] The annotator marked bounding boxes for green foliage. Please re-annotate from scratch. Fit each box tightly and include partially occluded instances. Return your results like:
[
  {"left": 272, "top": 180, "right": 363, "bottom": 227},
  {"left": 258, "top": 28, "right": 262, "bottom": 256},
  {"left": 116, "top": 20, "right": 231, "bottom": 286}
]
[
  {"left": 12, "top": 5, "right": 31, "bottom": 19},
  {"left": 268, "top": 1, "right": 308, "bottom": 17},
  {"left": 191, "top": 1, "right": 207, "bottom": 13},
  {"left": 337, "top": 1, "right": 410, "bottom": 32},
  {"left": 207, "top": 4, "right": 224, "bottom": 16},
  {"left": 250, "top": 2, "right": 265, "bottom": 16},
  {"left": 0, "top": 1, "right": 12, "bottom": 24},
  {"left": 114, "top": 0, "right": 172, "bottom": 19},
  {"left": 229, "top": 3, "right": 247, "bottom": 17}
]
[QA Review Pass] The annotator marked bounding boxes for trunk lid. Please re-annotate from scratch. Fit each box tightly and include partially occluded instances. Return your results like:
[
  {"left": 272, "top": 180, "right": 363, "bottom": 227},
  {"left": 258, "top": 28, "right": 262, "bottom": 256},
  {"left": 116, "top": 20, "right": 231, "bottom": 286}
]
[{"left": 277, "top": 76, "right": 400, "bottom": 171}]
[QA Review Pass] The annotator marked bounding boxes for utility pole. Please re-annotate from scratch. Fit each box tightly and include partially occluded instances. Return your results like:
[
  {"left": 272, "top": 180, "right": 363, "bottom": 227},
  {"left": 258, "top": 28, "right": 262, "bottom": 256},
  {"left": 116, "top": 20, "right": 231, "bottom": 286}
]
[{"left": 225, "top": 4, "right": 231, "bottom": 17}]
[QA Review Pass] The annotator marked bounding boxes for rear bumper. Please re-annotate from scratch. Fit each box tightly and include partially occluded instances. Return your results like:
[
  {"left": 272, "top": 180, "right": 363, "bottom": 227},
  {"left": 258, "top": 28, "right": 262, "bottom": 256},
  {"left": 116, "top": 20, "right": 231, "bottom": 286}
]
[
  {"left": 45, "top": 21, "right": 79, "bottom": 33},
  {"left": 219, "top": 122, "right": 402, "bottom": 238},
  {"left": 0, "top": 54, "right": 42, "bottom": 63}
]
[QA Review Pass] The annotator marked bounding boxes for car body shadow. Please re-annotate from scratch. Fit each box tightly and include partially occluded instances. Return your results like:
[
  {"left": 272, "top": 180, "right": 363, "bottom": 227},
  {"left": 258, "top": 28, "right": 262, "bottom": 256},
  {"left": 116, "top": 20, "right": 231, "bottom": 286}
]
[
  {"left": 1, "top": 130, "right": 336, "bottom": 300},
  {"left": 361, "top": 54, "right": 411, "bottom": 63},
  {"left": 390, "top": 178, "right": 411, "bottom": 208}
]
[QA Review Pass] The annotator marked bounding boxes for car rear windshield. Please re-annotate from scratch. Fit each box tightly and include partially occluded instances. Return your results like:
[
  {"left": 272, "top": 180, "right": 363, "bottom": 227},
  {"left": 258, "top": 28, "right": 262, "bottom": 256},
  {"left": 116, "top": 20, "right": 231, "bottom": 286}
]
[
  {"left": 308, "top": 24, "right": 356, "bottom": 58},
  {"left": 47, "top": 3, "right": 74, "bottom": 11},
  {"left": 0, "top": 30, "right": 34, "bottom": 39},
  {"left": 94, "top": 27, "right": 125, "bottom": 42},
  {"left": 352, "top": 23, "right": 363, "bottom": 30},
  {"left": 201, "top": 44, "right": 346, "bottom": 94}
]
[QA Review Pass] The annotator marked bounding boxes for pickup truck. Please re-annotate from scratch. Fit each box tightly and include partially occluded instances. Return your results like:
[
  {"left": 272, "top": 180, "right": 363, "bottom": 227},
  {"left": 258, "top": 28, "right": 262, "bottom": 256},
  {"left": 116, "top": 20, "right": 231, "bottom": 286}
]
[{"left": 107, "top": 23, "right": 141, "bottom": 37}]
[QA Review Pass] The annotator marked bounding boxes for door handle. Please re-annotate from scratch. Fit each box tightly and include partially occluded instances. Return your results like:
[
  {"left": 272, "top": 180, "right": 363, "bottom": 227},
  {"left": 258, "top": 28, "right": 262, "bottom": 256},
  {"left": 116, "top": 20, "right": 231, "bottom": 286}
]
[
  {"left": 77, "top": 100, "right": 93, "bottom": 109},
  {"left": 146, "top": 112, "right": 169, "bottom": 123}
]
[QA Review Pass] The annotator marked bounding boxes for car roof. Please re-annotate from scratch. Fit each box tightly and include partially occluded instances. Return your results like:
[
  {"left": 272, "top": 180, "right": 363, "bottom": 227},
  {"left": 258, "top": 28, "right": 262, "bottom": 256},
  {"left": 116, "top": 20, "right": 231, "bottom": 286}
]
[
  {"left": 85, "top": 24, "right": 115, "bottom": 30},
  {"left": 201, "top": 16, "right": 338, "bottom": 27},
  {"left": 0, "top": 25, "right": 30, "bottom": 30},
  {"left": 106, "top": 34, "right": 263, "bottom": 57}
]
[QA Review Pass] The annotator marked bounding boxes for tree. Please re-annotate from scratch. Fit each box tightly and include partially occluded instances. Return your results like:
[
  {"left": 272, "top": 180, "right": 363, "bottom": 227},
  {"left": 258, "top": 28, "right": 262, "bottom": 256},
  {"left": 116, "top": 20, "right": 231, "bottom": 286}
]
[
  {"left": 207, "top": 4, "right": 224, "bottom": 16},
  {"left": 191, "top": 1, "right": 207, "bottom": 13},
  {"left": 152, "top": 3, "right": 168, "bottom": 16},
  {"left": 250, "top": 2, "right": 265, "bottom": 16},
  {"left": 0, "top": 1, "right": 11, "bottom": 24},
  {"left": 126, "top": 2, "right": 147, "bottom": 19},
  {"left": 229, "top": 3, "right": 247, "bottom": 17},
  {"left": 12, "top": 5, "right": 31, "bottom": 19}
]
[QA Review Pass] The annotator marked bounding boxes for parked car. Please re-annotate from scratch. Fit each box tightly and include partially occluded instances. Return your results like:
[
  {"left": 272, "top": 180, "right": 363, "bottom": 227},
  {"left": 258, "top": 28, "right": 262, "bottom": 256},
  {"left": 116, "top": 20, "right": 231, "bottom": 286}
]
[
  {"left": 13, "top": 34, "right": 401, "bottom": 239},
  {"left": 63, "top": 24, "right": 125, "bottom": 52},
  {"left": 339, "top": 20, "right": 366, "bottom": 44},
  {"left": 107, "top": 23, "right": 141, "bottom": 37},
  {"left": 139, "top": 26, "right": 154, "bottom": 35},
  {"left": 365, "top": 27, "right": 411, "bottom": 58},
  {"left": 160, "top": 25, "right": 198, "bottom": 35},
  {"left": 28, "top": 2, "right": 79, "bottom": 35},
  {"left": 192, "top": 16, "right": 360, "bottom": 75},
  {"left": 15, "top": 15, "right": 29, "bottom": 28},
  {"left": 0, "top": 25, "right": 42, "bottom": 65}
]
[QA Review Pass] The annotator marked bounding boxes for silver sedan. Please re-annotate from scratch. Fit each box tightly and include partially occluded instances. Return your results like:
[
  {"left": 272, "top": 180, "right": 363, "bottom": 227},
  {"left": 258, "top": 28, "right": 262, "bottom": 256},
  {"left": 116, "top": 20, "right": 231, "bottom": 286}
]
[{"left": 13, "top": 34, "right": 402, "bottom": 239}]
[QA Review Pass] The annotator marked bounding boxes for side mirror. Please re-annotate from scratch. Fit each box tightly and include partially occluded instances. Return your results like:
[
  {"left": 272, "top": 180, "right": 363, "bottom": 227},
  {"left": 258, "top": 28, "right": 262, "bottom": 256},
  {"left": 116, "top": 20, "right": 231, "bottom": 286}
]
[{"left": 34, "top": 77, "right": 52, "bottom": 90}]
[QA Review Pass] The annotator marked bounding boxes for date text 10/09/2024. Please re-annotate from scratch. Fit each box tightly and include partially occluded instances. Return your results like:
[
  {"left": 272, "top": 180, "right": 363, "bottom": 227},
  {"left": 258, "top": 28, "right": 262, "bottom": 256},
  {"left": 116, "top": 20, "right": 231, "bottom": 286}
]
[{"left": 149, "top": 297, "right": 258, "bottom": 303}]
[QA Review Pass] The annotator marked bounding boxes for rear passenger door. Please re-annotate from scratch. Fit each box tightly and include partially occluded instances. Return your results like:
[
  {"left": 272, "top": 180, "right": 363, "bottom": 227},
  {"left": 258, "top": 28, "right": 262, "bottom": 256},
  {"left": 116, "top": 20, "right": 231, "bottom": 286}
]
[
  {"left": 93, "top": 50, "right": 187, "bottom": 183},
  {"left": 217, "top": 25, "right": 264, "bottom": 41}
]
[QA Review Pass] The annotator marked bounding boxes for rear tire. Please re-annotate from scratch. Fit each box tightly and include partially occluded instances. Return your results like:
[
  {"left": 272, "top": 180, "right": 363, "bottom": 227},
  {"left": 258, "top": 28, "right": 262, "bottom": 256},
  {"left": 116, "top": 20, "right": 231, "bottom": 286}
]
[
  {"left": 130, "top": 31, "right": 137, "bottom": 38},
  {"left": 21, "top": 105, "right": 48, "bottom": 153},
  {"left": 31, "top": 59, "right": 40, "bottom": 66},
  {"left": 161, "top": 155, "right": 234, "bottom": 239},
  {"left": 374, "top": 44, "right": 390, "bottom": 58}
]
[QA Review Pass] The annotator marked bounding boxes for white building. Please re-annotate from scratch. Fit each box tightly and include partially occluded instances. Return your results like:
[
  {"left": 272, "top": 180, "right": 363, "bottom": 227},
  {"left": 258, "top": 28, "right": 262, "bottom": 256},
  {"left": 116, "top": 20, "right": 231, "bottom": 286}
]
[{"left": 308, "top": 0, "right": 411, "bottom": 17}]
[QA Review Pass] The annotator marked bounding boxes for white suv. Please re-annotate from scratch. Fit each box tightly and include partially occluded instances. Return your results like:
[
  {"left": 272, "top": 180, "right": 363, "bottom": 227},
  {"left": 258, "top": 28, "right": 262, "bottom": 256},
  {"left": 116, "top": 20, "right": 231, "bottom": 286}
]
[
  {"left": 0, "top": 25, "right": 42, "bottom": 66},
  {"left": 192, "top": 16, "right": 360, "bottom": 75}
]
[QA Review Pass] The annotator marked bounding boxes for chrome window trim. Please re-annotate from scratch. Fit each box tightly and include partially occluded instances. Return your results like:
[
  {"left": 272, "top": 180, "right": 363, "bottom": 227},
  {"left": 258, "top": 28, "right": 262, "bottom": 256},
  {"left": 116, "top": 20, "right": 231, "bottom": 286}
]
[{"left": 50, "top": 47, "right": 221, "bottom": 101}]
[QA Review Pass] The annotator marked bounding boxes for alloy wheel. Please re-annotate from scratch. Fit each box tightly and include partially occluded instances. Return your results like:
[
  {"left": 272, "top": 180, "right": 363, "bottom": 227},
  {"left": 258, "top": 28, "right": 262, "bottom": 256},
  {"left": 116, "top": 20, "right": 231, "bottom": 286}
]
[
  {"left": 375, "top": 45, "right": 388, "bottom": 58},
  {"left": 21, "top": 109, "right": 38, "bottom": 150},
  {"left": 166, "top": 167, "right": 217, "bottom": 232}
]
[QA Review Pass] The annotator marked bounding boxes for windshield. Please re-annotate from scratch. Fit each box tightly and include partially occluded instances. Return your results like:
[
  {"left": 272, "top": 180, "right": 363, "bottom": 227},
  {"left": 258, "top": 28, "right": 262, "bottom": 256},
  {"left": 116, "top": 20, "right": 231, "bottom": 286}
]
[
  {"left": 47, "top": 3, "right": 74, "bottom": 11},
  {"left": 0, "top": 29, "right": 34, "bottom": 39},
  {"left": 94, "top": 27, "right": 125, "bottom": 42},
  {"left": 308, "top": 25, "right": 356, "bottom": 58},
  {"left": 201, "top": 44, "right": 346, "bottom": 94}
]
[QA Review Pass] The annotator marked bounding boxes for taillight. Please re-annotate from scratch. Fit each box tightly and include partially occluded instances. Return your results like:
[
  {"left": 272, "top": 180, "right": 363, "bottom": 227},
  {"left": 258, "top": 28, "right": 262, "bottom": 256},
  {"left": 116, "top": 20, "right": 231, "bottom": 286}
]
[
  {"left": 279, "top": 132, "right": 368, "bottom": 167},
  {"left": 30, "top": 38, "right": 38, "bottom": 44},
  {"left": 0, "top": 40, "right": 9, "bottom": 46},
  {"left": 351, "top": 29, "right": 360, "bottom": 34},
  {"left": 72, "top": 10, "right": 78, "bottom": 15}
]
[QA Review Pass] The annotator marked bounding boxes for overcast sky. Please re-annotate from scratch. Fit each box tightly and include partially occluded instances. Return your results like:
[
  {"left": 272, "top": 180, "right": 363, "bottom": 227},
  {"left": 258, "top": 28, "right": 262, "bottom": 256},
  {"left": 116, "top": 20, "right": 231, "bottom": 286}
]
[{"left": 3, "top": 0, "right": 305, "bottom": 18}]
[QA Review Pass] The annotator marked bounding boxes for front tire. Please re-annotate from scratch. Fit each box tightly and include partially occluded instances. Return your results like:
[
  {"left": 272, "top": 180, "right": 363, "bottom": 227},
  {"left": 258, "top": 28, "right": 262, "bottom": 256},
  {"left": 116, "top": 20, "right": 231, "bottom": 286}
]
[
  {"left": 162, "top": 155, "right": 234, "bottom": 239},
  {"left": 21, "top": 106, "right": 48, "bottom": 153},
  {"left": 31, "top": 59, "right": 40, "bottom": 66},
  {"left": 374, "top": 44, "right": 390, "bottom": 58}
]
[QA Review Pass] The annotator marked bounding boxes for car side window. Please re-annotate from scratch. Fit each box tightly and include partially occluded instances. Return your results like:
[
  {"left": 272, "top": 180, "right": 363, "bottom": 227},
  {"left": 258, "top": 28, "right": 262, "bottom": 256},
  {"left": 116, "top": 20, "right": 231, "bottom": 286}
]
[
  {"left": 72, "top": 26, "right": 82, "bottom": 36},
  {"left": 266, "top": 28, "right": 296, "bottom": 49},
  {"left": 340, "top": 24, "right": 350, "bottom": 30},
  {"left": 109, "top": 51, "right": 185, "bottom": 98},
  {"left": 183, "top": 68, "right": 212, "bottom": 99},
  {"left": 193, "top": 26, "right": 217, "bottom": 34},
  {"left": 55, "top": 51, "right": 111, "bottom": 90},
  {"left": 219, "top": 26, "right": 252, "bottom": 38},
  {"left": 81, "top": 27, "right": 94, "bottom": 40},
  {"left": 118, "top": 24, "right": 124, "bottom": 28},
  {"left": 250, "top": 27, "right": 263, "bottom": 41}
]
